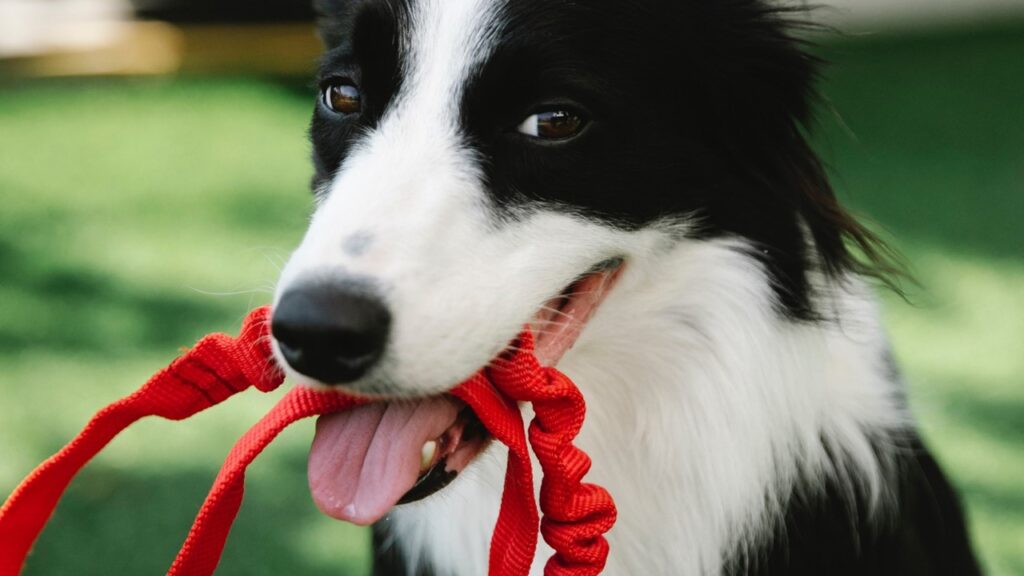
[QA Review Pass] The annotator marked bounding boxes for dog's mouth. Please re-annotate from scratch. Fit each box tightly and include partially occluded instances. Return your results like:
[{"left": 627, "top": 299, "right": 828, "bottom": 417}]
[{"left": 307, "top": 259, "right": 624, "bottom": 525}]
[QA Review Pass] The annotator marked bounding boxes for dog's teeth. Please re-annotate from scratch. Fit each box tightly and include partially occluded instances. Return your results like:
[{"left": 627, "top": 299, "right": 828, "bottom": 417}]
[{"left": 420, "top": 441, "right": 437, "bottom": 474}]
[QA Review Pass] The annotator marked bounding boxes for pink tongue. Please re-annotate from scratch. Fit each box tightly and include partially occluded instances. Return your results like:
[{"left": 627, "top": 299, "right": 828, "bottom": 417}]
[
  {"left": 308, "top": 397, "right": 462, "bottom": 525},
  {"left": 307, "top": 267, "right": 624, "bottom": 525}
]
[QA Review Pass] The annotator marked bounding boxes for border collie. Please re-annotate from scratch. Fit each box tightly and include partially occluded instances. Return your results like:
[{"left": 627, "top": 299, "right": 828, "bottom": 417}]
[{"left": 268, "top": 1, "right": 981, "bottom": 573}]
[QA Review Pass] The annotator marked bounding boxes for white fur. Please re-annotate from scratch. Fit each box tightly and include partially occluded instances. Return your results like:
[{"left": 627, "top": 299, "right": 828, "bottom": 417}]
[
  {"left": 277, "top": 0, "right": 523, "bottom": 396},
  {"left": 275, "top": 0, "right": 909, "bottom": 573},
  {"left": 382, "top": 235, "right": 907, "bottom": 576}
]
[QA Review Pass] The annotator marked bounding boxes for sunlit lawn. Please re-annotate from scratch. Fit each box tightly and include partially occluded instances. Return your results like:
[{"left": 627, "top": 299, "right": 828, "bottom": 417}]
[
  {"left": 814, "top": 25, "right": 1024, "bottom": 575},
  {"left": 1, "top": 23, "right": 1022, "bottom": 575}
]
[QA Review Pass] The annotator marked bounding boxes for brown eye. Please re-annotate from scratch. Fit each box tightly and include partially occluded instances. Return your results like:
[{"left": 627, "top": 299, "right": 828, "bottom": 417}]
[
  {"left": 517, "top": 109, "right": 586, "bottom": 140},
  {"left": 323, "top": 81, "right": 362, "bottom": 115}
]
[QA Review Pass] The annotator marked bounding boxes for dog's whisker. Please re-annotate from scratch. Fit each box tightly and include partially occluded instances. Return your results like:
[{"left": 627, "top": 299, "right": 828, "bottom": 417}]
[
  {"left": 237, "top": 0, "right": 968, "bottom": 569},
  {"left": 186, "top": 286, "right": 274, "bottom": 297},
  {"left": 536, "top": 305, "right": 576, "bottom": 318}
]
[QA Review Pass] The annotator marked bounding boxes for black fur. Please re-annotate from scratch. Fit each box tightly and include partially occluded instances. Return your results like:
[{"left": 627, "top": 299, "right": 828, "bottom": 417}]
[
  {"left": 308, "top": 1, "right": 980, "bottom": 573},
  {"left": 727, "top": 436, "right": 980, "bottom": 576},
  {"left": 312, "top": 0, "right": 409, "bottom": 182},
  {"left": 311, "top": 0, "right": 895, "bottom": 320},
  {"left": 373, "top": 522, "right": 438, "bottom": 576},
  {"left": 371, "top": 437, "right": 980, "bottom": 576}
]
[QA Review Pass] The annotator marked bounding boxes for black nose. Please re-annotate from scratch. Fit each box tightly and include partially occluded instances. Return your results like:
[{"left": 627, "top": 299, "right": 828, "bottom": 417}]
[{"left": 271, "top": 282, "right": 391, "bottom": 385}]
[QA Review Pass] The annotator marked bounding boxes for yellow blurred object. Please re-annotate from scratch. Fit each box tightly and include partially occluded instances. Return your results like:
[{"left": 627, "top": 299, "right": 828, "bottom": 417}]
[
  {"left": 11, "top": 22, "right": 184, "bottom": 77},
  {"left": 1, "top": 22, "right": 321, "bottom": 78}
]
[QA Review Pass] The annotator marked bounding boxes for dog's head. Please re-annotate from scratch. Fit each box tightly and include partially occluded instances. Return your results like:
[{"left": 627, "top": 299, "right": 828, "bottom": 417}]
[{"left": 271, "top": 0, "right": 886, "bottom": 525}]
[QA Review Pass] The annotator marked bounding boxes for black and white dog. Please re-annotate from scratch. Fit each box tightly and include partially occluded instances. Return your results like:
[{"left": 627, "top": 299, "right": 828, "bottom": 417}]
[{"left": 269, "top": 1, "right": 981, "bottom": 574}]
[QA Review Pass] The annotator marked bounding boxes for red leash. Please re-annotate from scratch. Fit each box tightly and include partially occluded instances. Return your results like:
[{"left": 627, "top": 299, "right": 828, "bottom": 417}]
[{"left": 0, "top": 307, "right": 615, "bottom": 575}]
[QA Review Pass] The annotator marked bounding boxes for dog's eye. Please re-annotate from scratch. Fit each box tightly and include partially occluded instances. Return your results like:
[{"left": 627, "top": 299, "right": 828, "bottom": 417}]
[
  {"left": 517, "top": 109, "right": 586, "bottom": 140},
  {"left": 322, "top": 80, "right": 362, "bottom": 115}
]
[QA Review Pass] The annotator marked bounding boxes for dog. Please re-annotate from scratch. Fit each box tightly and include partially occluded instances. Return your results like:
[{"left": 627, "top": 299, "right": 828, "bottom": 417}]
[{"left": 268, "top": 0, "right": 981, "bottom": 574}]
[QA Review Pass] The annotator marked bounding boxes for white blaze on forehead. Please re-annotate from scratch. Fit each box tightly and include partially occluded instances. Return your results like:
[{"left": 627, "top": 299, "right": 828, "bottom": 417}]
[
  {"left": 315, "top": 0, "right": 506, "bottom": 218},
  {"left": 346, "top": 0, "right": 503, "bottom": 191},
  {"left": 277, "top": 0, "right": 541, "bottom": 396},
  {"left": 396, "top": 0, "right": 504, "bottom": 126},
  {"left": 283, "top": 0, "right": 507, "bottom": 277}
]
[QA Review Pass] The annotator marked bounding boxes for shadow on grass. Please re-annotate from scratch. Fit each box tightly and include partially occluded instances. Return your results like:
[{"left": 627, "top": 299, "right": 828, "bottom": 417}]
[
  {"left": 23, "top": 458, "right": 370, "bottom": 576},
  {"left": 814, "top": 24, "right": 1024, "bottom": 263},
  {"left": 958, "top": 483, "right": 1024, "bottom": 576},
  {"left": 942, "top": 388, "right": 1024, "bottom": 445},
  {"left": 922, "top": 385, "right": 1024, "bottom": 574},
  {"left": 0, "top": 235, "right": 235, "bottom": 357}
]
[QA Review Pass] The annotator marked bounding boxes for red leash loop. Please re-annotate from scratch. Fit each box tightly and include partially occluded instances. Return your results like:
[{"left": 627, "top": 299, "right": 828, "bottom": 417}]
[
  {"left": 0, "top": 308, "right": 616, "bottom": 576},
  {"left": 0, "top": 308, "right": 284, "bottom": 576},
  {"left": 481, "top": 339, "right": 617, "bottom": 576}
]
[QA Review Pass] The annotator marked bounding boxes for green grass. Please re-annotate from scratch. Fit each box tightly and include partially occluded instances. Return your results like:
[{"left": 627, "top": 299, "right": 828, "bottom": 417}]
[
  {"left": 813, "top": 25, "right": 1024, "bottom": 575},
  {"left": 1, "top": 23, "right": 1022, "bottom": 575},
  {"left": 0, "top": 78, "right": 371, "bottom": 575}
]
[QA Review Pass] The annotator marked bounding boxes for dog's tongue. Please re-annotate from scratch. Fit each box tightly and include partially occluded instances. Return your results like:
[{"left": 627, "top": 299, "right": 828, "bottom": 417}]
[
  {"left": 307, "top": 266, "right": 624, "bottom": 526},
  {"left": 308, "top": 397, "right": 462, "bottom": 525}
]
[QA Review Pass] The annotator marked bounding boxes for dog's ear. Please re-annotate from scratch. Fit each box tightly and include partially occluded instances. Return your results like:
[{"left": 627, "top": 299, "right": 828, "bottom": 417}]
[{"left": 671, "top": 1, "right": 906, "bottom": 304}]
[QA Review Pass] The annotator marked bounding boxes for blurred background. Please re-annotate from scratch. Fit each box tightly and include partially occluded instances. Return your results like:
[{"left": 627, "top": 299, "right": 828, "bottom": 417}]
[{"left": 0, "top": 0, "right": 1021, "bottom": 574}]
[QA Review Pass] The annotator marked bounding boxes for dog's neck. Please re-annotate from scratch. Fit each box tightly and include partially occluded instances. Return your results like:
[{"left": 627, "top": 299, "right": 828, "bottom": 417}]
[{"left": 383, "top": 238, "right": 907, "bottom": 576}]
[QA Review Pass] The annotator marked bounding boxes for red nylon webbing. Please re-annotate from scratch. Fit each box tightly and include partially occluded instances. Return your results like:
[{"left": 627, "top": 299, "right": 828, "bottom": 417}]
[
  {"left": 0, "top": 308, "right": 283, "bottom": 576},
  {"left": 0, "top": 307, "right": 615, "bottom": 576},
  {"left": 471, "top": 347, "right": 617, "bottom": 575},
  {"left": 169, "top": 386, "right": 365, "bottom": 574}
]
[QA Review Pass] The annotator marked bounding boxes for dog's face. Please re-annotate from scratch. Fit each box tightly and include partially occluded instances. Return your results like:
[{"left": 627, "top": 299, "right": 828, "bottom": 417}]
[
  {"left": 275, "top": 0, "right": 833, "bottom": 393},
  {"left": 272, "top": 0, "right": 865, "bottom": 526}
]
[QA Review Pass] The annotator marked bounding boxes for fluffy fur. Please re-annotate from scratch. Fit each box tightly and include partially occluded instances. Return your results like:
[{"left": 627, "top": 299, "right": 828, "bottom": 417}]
[{"left": 273, "top": 0, "right": 981, "bottom": 573}]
